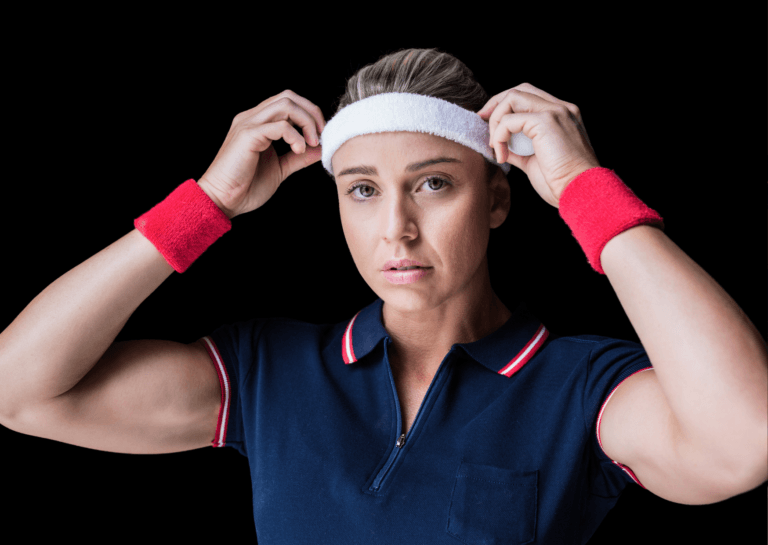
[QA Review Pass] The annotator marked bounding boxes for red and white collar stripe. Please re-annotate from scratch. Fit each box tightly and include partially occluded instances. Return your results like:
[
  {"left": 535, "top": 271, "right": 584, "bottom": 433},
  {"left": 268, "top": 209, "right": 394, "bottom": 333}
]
[
  {"left": 498, "top": 323, "right": 549, "bottom": 377},
  {"left": 342, "top": 311, "right": 361, "bottom": 364},
  {"left": 342, "top": 308, "right": 548, "bottom": 375}
]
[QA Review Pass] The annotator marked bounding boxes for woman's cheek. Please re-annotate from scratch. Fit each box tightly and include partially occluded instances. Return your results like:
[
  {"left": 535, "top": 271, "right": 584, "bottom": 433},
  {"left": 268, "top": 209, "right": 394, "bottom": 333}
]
[
  {"left": 343, "top": 213, "right": 376, "bottom": 275},
  {"left": 451, "top": 207, "right": 489, "bottom": 270}
]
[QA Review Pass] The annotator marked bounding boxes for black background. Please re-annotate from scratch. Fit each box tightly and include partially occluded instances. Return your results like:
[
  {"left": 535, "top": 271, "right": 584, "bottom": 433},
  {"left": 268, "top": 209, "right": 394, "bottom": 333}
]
[{"left": 2, "top": 7, "right": 765, "bottom": 544}]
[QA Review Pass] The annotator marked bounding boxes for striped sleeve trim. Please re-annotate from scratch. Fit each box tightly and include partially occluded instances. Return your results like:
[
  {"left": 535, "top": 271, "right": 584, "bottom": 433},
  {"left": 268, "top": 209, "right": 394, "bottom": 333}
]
[
  {"left": 201, "top": 336, "right": 231, "bottom": 448},
  {"left": 499, "top": 324, "right": 549, "bottom": 377},
  {"left": 595, "top": 366, "right": 655, "bottom": 489}
]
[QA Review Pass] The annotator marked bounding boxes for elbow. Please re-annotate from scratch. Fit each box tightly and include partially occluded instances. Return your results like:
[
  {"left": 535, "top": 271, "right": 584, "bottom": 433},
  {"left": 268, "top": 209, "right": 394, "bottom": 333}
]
[
  {"left": 728, "top": 373, "right": 768, "bottom": 496},
  {"left": 732, "top": 458, "right": 768, "bottom": 499},
  {"left": 745, "top": 428, "right": 768, "bottom": 491},
  {"left": 724, "top": 424, "right": 768, "bottom": 498}
]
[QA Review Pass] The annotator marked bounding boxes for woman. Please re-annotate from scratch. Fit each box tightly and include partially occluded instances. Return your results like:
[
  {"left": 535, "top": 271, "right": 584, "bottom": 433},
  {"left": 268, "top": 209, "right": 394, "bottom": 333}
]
[{"left": 0, "top": 47, "right": 765, "bottom": 543}]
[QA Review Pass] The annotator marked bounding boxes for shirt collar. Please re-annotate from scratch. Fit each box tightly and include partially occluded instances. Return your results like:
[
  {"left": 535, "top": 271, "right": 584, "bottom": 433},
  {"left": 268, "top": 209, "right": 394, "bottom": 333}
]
[{"left": 341, "top": 297, "right": 550, "bottom": 377}]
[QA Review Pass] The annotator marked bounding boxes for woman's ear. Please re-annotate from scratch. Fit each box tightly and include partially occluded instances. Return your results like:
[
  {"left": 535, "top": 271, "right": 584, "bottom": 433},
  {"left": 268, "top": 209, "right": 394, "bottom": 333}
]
[{"left": 489, "top": 168, "right": 511, "bottom": 229}]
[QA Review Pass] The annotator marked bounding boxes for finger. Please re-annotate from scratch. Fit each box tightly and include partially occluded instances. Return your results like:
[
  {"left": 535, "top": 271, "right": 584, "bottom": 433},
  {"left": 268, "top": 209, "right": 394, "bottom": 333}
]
[
  {"left": 247, "top": 119, "right": 307, "bottom": 155},
  {"left": 237, "top": 92, "right": 324, "bottom": 146},
  {"left": 262, "top": 90, "right": 327, "bottom": 136},
  {"left": 511, "top": 83, "right": 567, "bottom": 105},
  {"left": 490, "top": 111, "right": 540, "bottom": 165},
  {"left": 253, "top": 97, "right": 323, "bottom": 146},
  {"left": 477, "top": 89, "right": 511, "bottom": 119},
  {"left": 480, "top": 84, "right": 581, "bottom": 127},
  {"left": 284, "top": 92, "right": 327, "bottom": 136},
  {"left": 487, "top": 90, "right": 564, "bottom": 152},
  {"left": 512, "top": 83, "right": 582, "bottom": 122},
  {"left": 279, "top": 144, "right": 323, "bottom": 180}
]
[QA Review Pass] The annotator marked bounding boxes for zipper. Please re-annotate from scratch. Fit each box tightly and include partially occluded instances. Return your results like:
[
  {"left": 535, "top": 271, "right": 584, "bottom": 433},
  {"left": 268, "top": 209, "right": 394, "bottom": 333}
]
[{"left": 368, "top": 346, "right": 452, "bottom": 492}]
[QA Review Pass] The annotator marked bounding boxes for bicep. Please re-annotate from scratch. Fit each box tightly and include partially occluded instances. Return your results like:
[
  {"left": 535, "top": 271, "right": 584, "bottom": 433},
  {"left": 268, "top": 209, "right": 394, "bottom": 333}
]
[
  {"left": 4, "top": 339, "right": 222, "bottom": 454},
  {"left": 598, "top": 368, "right": 743, "bottom": 505}
]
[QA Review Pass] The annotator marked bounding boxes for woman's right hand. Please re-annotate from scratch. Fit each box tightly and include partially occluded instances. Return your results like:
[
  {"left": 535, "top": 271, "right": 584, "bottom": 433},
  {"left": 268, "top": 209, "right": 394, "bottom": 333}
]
[{"left": 197, "top": 90, "right": 326, "bottom": 219}]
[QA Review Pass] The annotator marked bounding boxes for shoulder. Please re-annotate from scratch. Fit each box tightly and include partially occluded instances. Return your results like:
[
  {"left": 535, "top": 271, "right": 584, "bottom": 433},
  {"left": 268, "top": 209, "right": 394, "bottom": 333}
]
[
  {"left": 210, "top": 315, "right": 345, "bottom": 345},
  {"left": 546, "top": 332, "right": 644, "bottom": 347},
  {"left": 205, "top": 314, "right": 350, "bottom": 370},
  {"left": 542, "top": 333, "right": 649, "bottom": 366}
]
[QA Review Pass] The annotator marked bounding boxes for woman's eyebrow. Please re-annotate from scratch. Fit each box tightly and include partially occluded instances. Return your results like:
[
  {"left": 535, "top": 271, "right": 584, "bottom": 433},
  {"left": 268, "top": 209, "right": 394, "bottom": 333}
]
[{"left": 336, "top": 156, "right": 462, "bottom": 178}]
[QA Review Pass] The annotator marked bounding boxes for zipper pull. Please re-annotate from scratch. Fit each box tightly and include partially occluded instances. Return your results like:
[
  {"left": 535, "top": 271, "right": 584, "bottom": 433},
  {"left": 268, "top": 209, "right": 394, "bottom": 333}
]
[{"left": 396, "top": 433, "right": 406, "bottom": 448}]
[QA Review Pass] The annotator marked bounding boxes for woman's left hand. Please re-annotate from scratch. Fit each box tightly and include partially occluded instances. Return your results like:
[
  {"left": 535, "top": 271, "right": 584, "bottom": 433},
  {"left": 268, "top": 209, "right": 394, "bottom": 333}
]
[{"left": 478, "top": 83, "right": 601, "bottom": 208}]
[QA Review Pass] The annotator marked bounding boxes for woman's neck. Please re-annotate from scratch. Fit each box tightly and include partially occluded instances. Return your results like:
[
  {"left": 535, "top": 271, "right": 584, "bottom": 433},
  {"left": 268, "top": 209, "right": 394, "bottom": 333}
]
[{"left": 381, "top": 268, "right": 513, "bottom": 375}]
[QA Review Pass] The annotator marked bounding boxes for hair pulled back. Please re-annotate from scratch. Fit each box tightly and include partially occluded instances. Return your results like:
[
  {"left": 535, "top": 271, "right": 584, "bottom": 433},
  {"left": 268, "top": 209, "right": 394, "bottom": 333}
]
[{"left": 332, "top": 47, "right": 502, "bottom": 184}]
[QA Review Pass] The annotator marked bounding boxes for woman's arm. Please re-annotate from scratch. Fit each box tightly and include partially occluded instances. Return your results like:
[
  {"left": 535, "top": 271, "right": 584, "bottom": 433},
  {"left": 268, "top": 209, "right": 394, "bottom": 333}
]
[
  {"left": 481, "top": 82, "right": 767, "bottom": 504},
  {"left": 597, "top": 224, "right": 767, "bottom": 502},
  {"left": 0, "top": 89, "right": 326, "bottom": 453},
  {"left": 0, "top": 229, "right": 176, "bottom": 416}
]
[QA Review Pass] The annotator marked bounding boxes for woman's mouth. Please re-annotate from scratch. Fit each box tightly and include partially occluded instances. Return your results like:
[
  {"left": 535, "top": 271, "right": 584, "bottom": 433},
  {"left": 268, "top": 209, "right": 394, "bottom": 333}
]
[{"left": 382, "top": 267, "right": 432, "bottom": 284}]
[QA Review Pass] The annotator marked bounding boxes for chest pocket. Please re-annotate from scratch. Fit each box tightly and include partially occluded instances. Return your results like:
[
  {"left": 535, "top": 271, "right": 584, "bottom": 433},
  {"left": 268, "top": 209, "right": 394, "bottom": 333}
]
[{"left": 447, "top": 462, "right": 538, "bottom": 545}]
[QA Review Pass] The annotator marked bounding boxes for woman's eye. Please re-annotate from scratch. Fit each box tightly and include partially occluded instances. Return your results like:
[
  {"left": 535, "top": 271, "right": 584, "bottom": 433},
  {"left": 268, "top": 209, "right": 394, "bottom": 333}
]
[
  {"left": 347, "top": 184, "right": 375, "bottom": 199},
  {"left": 424, "top": 177, "right": 448, "bottom": 191},
  {"left": 346, "top": 177, "right": 449, "bottom": 201}
]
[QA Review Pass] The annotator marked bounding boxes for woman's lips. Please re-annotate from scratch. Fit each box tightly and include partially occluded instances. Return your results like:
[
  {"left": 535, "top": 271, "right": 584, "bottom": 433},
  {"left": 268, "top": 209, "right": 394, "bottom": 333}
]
[{"left": 382, "top": 267, "right": 432, "bottom": 284}]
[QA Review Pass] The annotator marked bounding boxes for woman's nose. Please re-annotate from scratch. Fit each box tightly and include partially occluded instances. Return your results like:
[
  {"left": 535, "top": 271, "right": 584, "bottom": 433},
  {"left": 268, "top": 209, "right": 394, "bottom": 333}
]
[{"left": 382, "top": 194, "right": 418, "bottom": 242}]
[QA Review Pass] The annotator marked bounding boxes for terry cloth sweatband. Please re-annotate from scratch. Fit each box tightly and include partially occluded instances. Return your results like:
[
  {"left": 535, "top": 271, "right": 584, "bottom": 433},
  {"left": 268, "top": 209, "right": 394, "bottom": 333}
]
[
  {"left": 558, "top": 167, "right": 664, "bottom": 275},
  {"left": 134, "top": 179, "right": 232, "bottom": 273},
  {"left": 319, "top": 92, "right": 534, "bottom": 176}
]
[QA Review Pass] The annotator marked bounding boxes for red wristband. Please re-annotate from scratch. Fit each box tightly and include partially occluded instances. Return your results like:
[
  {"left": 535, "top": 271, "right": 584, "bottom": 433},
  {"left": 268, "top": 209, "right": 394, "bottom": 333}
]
[
  {"left": 558, "top": 167, "right": 664, "bottom": 275},
  {"left": 134, "top": 179, "right": 232, "bottom": 273}
]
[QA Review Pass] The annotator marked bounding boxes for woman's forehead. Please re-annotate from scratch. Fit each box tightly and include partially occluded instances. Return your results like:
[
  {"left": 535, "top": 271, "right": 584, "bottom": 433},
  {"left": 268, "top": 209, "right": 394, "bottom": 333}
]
[{"left": 332, "top": 132, "right": 479, "bottom": 176}]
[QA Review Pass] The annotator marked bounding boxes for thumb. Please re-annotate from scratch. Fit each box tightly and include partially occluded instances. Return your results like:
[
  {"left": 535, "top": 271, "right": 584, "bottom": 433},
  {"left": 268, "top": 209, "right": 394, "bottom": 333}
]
[
  {"left": 278, "top": 144, "right": 323, "bottom": 180},
  {"left": 502, "top": 147, "right": 526, "bottom": 173}
]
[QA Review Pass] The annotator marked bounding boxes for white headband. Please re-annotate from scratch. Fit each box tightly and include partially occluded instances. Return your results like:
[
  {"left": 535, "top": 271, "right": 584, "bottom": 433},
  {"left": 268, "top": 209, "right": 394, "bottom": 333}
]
[{"left": 319, "top": 92, "right": 534, "bottom": 176}]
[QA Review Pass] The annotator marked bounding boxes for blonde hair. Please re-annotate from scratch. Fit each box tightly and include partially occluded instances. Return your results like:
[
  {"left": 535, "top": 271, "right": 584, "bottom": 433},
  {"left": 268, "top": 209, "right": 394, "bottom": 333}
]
[{"left": 330, "top": 47, "right": 502, "bottom": 184}]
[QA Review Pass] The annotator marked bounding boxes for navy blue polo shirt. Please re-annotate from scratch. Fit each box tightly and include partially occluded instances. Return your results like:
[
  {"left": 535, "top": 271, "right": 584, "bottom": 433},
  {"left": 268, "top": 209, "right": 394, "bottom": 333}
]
[{"left": 201, "top": 297, "right": 653, "bottom": 544}]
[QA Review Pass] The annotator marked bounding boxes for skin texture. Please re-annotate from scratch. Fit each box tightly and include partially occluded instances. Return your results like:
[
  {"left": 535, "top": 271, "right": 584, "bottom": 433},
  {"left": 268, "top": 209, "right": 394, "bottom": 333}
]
[{"left": 332, "top": 132, "right": 513, "bottom": 430}]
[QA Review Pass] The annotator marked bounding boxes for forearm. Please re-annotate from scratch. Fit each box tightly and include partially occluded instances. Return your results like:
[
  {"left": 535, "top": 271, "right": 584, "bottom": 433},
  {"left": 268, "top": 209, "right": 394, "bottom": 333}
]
[
  {"left": 0, "top": 229, "right": 174, "bottom": 415},
  {"left": 600, "top": 225, "right": 768, "bottom": 470}
]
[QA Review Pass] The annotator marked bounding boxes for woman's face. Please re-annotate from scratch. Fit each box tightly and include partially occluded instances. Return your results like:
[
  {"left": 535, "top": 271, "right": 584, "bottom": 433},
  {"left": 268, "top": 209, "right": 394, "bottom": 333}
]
[{"left": 332, "top": 131, "right": 510, "bottom": 313}]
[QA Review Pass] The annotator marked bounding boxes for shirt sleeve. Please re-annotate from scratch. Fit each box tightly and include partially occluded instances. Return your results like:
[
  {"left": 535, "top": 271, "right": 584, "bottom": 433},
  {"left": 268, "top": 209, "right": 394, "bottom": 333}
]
[
  {"left": 200, "top": 317, "right": 267, "bottom": 458},
  {"left": 581, "top": 335, "right": 654, "bottom": 496}
]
